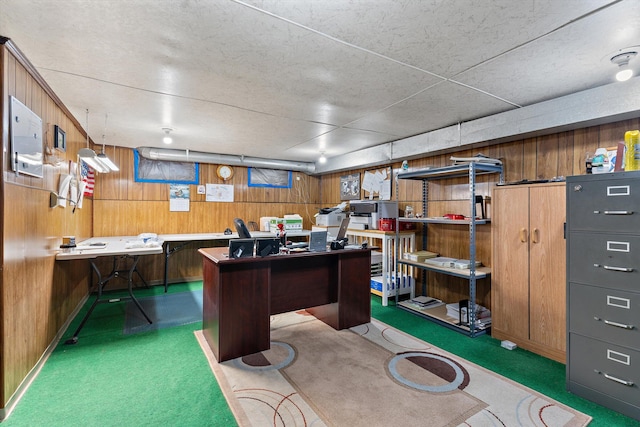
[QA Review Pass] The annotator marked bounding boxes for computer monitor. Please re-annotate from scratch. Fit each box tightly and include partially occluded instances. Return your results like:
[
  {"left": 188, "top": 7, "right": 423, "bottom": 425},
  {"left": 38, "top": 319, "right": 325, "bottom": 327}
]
[
  {"left": 234, "top": 218, "right": 252, "bottom": 239},
  {"left": 256, "top": 238, "right": 280, "bottom": 257},
  {"left": 229, "top": 239, "right": 255, "bottom": 258}
]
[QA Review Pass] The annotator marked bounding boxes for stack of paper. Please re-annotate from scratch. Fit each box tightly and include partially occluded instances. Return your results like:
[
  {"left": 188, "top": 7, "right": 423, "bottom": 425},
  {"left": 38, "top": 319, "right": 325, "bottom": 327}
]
[
  {"left": 453, "top": 259, "right": 482, "bottom": 269},
  {"left": 403, "top": 250, "right": 439, "bottom": 262},
  {"left": 424, "top": 257, "right": 457, "bottom": 267},
  {"left": 407, "top": 296, "right": 444, "bottom": 309}
]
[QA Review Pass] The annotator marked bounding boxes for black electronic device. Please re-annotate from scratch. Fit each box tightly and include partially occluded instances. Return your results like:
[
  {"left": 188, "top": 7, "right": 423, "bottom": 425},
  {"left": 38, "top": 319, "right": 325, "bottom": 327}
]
[
  {"left": 229, "top": 239, "right": 254, "bottom": 258},
  {"left": 256, "top": 238, "right": 280, "bottom": 257},
  {"left": 233, "top": 218, "right": 252, "bottom": 239},
  {"left": 330, "top": 239, "right": 347, "bottom": 250},
  {"left": 475, "top": 195, "right": 485, "bottom": 219}
]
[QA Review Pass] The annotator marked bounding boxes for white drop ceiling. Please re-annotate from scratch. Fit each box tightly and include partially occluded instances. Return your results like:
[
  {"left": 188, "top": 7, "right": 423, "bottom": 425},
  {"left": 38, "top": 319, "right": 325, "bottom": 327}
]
[{"left": 1, "top": 0, "right": 639, "bottom": 173}]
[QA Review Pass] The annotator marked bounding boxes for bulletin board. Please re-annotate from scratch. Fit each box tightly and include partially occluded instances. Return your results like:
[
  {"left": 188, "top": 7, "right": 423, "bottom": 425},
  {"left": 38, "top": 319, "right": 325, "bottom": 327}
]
[{"left": 362, "top": 166, "right": 392, "bottom": 200}]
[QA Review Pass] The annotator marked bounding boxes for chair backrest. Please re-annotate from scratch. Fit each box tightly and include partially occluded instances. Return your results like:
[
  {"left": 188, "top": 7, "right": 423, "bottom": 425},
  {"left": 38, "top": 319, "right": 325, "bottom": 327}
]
[{"left": 234, "top": 218, "right": 252, "bottom": 239}]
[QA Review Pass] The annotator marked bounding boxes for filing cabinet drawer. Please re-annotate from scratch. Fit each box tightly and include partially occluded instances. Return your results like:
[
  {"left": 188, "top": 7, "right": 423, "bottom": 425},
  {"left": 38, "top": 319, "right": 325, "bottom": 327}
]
[
  {"left": 569, "top": 283, "right": 640, "bottom": 349},
  {"left": 569, "top": 334, "right": 639, "bottom": 408},
  {"left": 568, "top": 232, "right": 640, "bottom": 291},
  {"left": 567, "top": 172, "right": 640, "bottom": 233}
]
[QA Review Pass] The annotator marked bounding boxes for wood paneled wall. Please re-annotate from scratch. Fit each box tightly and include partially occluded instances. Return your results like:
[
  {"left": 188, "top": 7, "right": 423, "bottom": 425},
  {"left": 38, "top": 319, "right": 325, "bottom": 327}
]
[
  {"left": 93, "top": 149, "right": 321, "bottom": 235},
  {"left": 91, "top": 149, "right": 322, "bottom": 284},
  {"left": 1, "top": 40, "right": 93, "bottom": 412},
  {"left": 320, "top": 119, "right": 640, "bottom": 307}
]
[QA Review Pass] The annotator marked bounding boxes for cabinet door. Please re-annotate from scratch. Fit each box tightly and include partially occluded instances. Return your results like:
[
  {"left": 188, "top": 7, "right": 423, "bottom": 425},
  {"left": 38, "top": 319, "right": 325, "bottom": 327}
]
[
  {"left": 492, "top": 186, "right": 530, "bottom": 340},
  {"left": 529, "top": 185, "right": 566, "bottom": 353}
]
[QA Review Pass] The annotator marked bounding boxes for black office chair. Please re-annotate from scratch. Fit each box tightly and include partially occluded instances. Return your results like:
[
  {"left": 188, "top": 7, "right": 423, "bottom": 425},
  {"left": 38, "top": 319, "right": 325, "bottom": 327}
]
[{"left": 233, "top": 218, "right": 252, "bottom": 239}]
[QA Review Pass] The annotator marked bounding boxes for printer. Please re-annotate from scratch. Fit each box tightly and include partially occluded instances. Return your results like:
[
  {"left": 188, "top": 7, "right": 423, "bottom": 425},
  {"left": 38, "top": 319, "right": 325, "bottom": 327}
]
[
  {"left": 315, "top": 207, "right": 347, "bottom": 227},
  {"left": 349, "top": 200, "right": 398, "bottom": 230}
]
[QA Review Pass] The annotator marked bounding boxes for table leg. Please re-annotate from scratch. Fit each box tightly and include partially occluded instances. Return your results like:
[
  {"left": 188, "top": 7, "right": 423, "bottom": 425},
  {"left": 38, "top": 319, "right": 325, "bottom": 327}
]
[
  {"left": 163, "top": 241, "right": 189, "bottom": 292},
  {"left": 64, "top": 259, "right": 113, "bottom": 345},
  {"left": 65, "top": 256, "right": 152, "bottom": 345},
  {"left": 127, "top": 256, "right": 153, "bottom": 324}
]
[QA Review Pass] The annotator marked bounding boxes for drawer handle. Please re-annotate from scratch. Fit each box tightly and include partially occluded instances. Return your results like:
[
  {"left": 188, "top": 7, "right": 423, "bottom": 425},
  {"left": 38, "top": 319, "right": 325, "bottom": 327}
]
[
  {"left": 596, "top": 370, "right": 635, "bottom": 387},
  {"left": 603, "top": 265, "right": 634, "bottom": 272},
  {"left": 603, "top": 211, "right": 634, "bottom": 215},
  {"left": 594, "top": 317, "right": 636, "bottom": 330}
]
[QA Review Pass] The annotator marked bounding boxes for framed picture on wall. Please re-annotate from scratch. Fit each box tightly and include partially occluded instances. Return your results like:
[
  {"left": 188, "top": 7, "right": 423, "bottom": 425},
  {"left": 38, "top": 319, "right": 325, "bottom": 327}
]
[
  {"left": 54, "top": 125, "right": 66, "bottom": 152},
  {"left": 340, "top": 173, "right": 360, "bottom": 200}
]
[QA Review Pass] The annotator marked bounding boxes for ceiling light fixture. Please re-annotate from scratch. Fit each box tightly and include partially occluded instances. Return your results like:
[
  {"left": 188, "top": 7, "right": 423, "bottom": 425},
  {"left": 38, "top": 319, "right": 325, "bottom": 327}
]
[
  {"left": 611, "top": 51, "right": 637, "bottom": 82},
  {"left": 78, "top": 109, "right": 109, "bottom": 173},
  {"left": 318, "top": 152, "right": 327, "bottom": 164},
  {"left": 97, "top": 113, "right": 119, "bottom": 172},
  {"left": 162, "top": 127, "right": 173, "bottom": 144}
]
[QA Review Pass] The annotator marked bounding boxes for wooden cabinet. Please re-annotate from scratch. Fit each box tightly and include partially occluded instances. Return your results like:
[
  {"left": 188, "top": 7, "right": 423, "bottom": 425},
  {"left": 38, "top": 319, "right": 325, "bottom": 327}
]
[{"left": 491, "top": 182, "right": 566, "bottom": 362}]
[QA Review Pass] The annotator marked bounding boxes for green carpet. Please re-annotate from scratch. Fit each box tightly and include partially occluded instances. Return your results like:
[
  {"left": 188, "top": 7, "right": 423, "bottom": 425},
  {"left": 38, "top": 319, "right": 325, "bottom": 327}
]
[
  {"left": 123, "top": 289, "right": 203, "bottom": 335},
  {"left": 3, "top": 282, "right": 235, "bottom": 427},
  {"left": 3, "top": 283, "right": 638, "bottom": 426}
]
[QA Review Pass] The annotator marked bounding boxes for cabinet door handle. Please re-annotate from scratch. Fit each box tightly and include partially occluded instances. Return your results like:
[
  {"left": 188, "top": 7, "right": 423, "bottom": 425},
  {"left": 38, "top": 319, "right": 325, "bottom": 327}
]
[
  {"left": 603, "top": 210, "right": 634, "bottom": 215},
  {"left": 603, "top": 265, "right": 634, "bottom": 272},
  {"left": 597, "top": 371, "right": 635, "bottom": 387},
  {"left": 532, "top": 228, "right": 539, "bottom": 244},
  {"left": 519, "top": 228, "right": 528, "bottom": 243}
]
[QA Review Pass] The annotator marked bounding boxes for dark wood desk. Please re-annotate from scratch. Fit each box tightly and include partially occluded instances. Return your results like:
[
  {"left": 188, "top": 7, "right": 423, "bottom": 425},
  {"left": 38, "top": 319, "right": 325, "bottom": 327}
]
[{"left": 199, "top": 247, "right": 371, "bottom": 362}]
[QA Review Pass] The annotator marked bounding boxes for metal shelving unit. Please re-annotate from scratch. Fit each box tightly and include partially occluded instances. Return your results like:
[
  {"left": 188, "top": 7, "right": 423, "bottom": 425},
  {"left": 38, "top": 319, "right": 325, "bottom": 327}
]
[{"left": 395, "top": 162, "right": 503, "bottom": 337}]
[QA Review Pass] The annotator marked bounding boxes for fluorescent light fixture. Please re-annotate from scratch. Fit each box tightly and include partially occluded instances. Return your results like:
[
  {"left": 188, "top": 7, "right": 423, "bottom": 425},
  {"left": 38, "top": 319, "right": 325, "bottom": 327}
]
[
  {"left": 97, "top": 152, "right": 119, "bottom": 171},
  {"left": 78, "top": 148, "right": 109, "bottom": 173}
]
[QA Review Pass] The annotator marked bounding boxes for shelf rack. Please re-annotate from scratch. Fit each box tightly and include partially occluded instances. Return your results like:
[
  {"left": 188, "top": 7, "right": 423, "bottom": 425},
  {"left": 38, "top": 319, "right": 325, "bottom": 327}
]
[{"left": 394, "top": 162, "right": 503, "bottom": 337}]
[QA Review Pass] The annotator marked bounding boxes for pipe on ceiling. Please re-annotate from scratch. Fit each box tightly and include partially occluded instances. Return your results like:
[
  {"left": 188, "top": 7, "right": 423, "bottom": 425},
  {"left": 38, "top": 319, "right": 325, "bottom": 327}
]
[{"left": 136, "top": 147, "right": 317, "bottom": 174}]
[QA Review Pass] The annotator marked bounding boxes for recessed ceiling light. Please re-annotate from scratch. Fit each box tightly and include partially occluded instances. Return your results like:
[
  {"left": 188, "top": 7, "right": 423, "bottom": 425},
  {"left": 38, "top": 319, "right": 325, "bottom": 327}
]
[
  {"left": 162, "top": 127, "right": 173, "bottom": 144},
  {"left": 610, "top": 51, "right": 637, "bottom": 82}
]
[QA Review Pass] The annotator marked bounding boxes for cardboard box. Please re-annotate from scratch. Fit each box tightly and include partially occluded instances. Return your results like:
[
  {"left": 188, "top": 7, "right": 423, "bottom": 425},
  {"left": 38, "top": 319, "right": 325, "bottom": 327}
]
[{"left": 269, "top": 215, "right": 303, "bottom": 232}]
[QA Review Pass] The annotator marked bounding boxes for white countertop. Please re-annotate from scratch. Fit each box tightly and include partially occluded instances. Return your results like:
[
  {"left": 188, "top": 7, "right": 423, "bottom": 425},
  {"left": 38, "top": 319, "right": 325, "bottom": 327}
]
[{"left": 55, "top": 236, "right": 164, "bottom": 260}]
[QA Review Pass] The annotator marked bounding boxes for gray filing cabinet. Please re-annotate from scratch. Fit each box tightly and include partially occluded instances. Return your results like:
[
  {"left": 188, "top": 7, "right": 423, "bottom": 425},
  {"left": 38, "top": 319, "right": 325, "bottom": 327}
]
[{"left": 566, "top": 171, "right": 640, "bottom": 421}]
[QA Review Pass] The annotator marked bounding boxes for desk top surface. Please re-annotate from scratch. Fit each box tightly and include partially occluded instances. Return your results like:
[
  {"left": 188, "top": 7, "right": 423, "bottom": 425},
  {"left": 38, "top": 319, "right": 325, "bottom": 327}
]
[
  {"left": 198, "top": 246, "right": 370, "bottom": 264},
  {"left": 55, "top": 236, "right": 164, "bottom": 260}
]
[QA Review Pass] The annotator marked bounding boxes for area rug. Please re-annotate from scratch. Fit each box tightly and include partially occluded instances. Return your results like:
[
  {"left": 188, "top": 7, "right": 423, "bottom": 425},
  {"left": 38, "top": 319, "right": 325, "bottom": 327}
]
[
  {"left": 123, "top": 290, "right": 203, "bottom": 335},
  {"left": 195, "top": 311, "right": 591, "bottom": 427}
]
